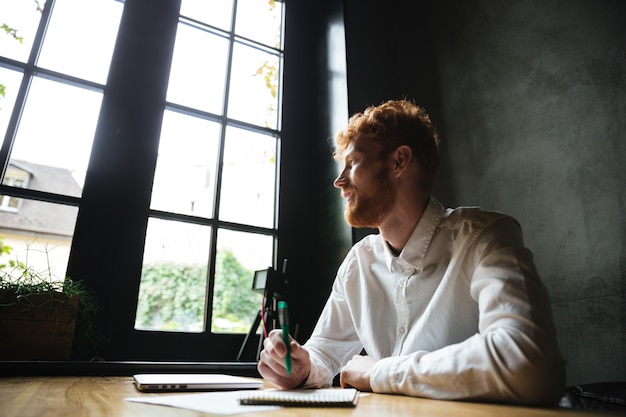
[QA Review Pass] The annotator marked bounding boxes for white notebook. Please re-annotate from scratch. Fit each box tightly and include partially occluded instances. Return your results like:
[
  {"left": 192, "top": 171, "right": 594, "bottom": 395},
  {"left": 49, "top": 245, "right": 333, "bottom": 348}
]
[
  {"left": 238, "top": 388, "right": 360, "bottom": 407},
  {"left": 133, "top": 373, "right": 263, "bottom": 392}
]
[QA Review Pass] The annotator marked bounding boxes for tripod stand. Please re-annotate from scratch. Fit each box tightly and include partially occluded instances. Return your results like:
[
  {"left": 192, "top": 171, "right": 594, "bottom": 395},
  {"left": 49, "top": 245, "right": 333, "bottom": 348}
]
[
  {"left": 236, "top": 290, "right": 280, "bottom": 361},
  {"left": 237, "top": 265, "right": 289, "bottom": 361}
]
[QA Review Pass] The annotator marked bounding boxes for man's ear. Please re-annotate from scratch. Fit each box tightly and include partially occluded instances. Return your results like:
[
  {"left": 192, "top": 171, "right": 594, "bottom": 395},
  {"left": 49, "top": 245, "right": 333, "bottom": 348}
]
[{"left": 392, "top": 145, "right": 413, "bottom": 177}]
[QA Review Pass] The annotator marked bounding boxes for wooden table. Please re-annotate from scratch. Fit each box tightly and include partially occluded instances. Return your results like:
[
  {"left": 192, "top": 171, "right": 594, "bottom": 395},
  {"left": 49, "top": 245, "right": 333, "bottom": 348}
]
[{"left": 0, "top": 376, "right": 609, "bottom": 417}]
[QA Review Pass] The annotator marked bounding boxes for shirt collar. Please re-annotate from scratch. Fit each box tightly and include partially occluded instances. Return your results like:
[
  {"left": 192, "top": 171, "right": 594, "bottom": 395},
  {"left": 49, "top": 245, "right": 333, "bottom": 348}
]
[{"left": 383, "top": 197, "right": 445, "bottom": 272}]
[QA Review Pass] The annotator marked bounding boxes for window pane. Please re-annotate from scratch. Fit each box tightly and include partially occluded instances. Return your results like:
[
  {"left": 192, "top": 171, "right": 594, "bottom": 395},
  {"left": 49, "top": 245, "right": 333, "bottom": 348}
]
[
  {"left": 135, "top": 1, "right": 283, "bottom": 342},
  {"left": 150, "top": 110, "right": 220, "bottom": 218},
  {"left": 219, "top": 126, "right": 276, "bottom": 228},
  {"left": 235, "top": 0, "right": 282, "bottom": 48},
  {"left": 228, "top": 43, "right": 280, "bottom": 129},
  {"left": 167, "top": 21, "right": 229, "bottom": 115},
  {"left": 0, "top": 198, "right": 77, "bottom": 280},
  {"left": 180, "top": 0, "right": 234, "bottom": 31},
  {"left": 37, "top": 0, "right": 123, "bottom": 84},
  {"left": 0, "top": 0, "right": 44, "bottom": 63},
  {"left": 8, "top": 77, "right": 102, "bottom": 195},
  {"left": 0, "top": 68, "right": 23, "bottom": 135},
  {"left": 135, "top": 218, "right": 211, "bottom": 333},
  {"left": 212, "top": 229, "right": 272, "bottom": 333}
]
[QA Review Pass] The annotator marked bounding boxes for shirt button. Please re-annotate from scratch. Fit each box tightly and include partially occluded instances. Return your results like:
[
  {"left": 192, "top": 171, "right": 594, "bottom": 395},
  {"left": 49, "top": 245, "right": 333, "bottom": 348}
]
[{"left": 399, "top": 327, "right": 406, "bottom": 334}]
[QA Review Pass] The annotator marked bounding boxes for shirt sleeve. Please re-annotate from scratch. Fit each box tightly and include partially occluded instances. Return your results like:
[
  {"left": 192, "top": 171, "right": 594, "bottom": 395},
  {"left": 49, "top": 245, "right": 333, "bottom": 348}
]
[
  {"left": 369, "top": 216, "right": 565, "bottom": 405},
  {"left": 301, "top": 255, "right": 364, "bottom": 388}
]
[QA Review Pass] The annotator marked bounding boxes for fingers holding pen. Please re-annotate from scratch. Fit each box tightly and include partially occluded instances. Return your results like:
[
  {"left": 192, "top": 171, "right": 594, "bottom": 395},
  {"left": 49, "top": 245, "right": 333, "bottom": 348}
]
[
  {"left": 267, "top": 329, "right": 289, "bottom": 354},
  {"left": 258, "top": 329, "right": 311, "bottom": 389},
  {"left": 260, "top": 330, "right": 293, "bottom": 373}
]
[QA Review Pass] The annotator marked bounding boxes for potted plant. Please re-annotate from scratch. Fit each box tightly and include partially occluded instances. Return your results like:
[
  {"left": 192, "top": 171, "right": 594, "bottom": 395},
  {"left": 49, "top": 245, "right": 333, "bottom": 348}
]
[{"left": 0, "top": 241, "right": 101, "bottom": 360}]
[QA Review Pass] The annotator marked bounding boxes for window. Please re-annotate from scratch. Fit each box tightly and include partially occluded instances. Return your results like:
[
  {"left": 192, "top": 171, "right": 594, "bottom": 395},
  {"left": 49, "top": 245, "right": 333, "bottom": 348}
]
[
  {"left": 1, "top": 0, "right": 285, "bottom": 360},
  {"left": 136, "top": 1, "right": 283, "bottom": 335},
  {"left": 0, "top": 163, "right": 29, "bottom": 211},
  {"left": 0, "top": 0, "right": 122, "bottom": 280}
]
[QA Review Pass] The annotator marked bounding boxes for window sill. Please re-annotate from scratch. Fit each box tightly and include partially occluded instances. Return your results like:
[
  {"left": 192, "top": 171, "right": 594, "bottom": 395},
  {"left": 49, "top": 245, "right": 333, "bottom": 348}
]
[{"left": 0, "top": 360, "right": 259, "bottom": 377}]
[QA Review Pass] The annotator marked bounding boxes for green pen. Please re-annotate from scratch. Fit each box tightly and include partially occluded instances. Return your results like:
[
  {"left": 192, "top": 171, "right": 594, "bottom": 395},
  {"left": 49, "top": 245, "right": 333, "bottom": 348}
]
[{"left": 277, "top": 301, "right": 292, "bottom": 374}]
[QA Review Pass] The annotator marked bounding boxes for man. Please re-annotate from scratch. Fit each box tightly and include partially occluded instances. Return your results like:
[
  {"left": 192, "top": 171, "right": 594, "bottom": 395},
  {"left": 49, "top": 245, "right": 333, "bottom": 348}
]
[{"left": 258, "top": 99, "right": 565, "bottom": 405}]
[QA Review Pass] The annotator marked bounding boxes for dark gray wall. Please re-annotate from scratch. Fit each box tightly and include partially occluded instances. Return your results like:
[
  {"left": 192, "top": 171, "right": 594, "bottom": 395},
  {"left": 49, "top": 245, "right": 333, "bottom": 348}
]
[{"left": 344, "top": 0, "right": 625, "bottom": 385}]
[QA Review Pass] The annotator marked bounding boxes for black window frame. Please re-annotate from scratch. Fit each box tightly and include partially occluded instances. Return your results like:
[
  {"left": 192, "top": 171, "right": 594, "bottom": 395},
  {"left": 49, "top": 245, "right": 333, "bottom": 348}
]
[{"left": 0, "top": 0, "right": 351, "bottom": 365}]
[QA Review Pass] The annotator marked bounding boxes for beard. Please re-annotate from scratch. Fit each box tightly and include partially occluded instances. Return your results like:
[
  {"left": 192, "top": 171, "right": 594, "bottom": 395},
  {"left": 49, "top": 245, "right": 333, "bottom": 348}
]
[{"left": 344, "top": 172, "right": 396, "bottom": 228}]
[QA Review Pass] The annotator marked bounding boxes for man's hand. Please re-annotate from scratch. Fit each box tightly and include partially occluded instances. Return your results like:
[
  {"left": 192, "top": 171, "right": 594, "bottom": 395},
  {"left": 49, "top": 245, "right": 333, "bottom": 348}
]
[
  {"left": 340, "top": 355, "right": 377, "bottom": 391},
  {"left": 258, "top": 329, "right": 311, "bottom": 390}
]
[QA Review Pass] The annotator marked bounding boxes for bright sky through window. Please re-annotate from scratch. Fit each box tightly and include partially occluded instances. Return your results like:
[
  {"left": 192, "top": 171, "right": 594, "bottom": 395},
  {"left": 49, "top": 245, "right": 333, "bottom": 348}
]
[{"left": 0, "top": 0, "right": 284, "bottom": 335}]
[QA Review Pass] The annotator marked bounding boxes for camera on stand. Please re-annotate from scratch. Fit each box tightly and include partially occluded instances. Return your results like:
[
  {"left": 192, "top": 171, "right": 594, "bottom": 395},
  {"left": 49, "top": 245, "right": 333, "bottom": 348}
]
[{"left": 237, "top": 260, "right": 290, "bottom": 361}]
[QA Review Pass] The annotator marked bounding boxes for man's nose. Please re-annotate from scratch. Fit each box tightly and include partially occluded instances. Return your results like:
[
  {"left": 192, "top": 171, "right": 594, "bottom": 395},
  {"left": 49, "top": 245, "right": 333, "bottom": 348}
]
[{"left": 333, "top": 173, "right": 346, "bottom": 189}]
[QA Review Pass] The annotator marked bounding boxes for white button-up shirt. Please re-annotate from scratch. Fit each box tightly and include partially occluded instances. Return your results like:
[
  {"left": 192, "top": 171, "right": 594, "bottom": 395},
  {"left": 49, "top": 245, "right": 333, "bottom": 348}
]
[{"left": 303, "top": 197, "right": 565, "bottom": 404}]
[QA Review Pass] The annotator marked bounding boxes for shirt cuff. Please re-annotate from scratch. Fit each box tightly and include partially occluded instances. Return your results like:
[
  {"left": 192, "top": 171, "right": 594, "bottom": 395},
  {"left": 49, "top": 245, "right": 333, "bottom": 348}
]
[
  {"left": 370, "top": 356, "right": 399, "bottom": 393},
  {"left": 304, "top": 354, "right": 334, "bottom": 388}
]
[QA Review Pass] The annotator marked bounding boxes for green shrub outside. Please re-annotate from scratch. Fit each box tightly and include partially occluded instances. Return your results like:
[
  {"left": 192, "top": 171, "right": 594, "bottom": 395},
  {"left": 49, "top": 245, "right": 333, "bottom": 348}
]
[{"left": 135, "top": 249, "right": 263, "bottom": 333}]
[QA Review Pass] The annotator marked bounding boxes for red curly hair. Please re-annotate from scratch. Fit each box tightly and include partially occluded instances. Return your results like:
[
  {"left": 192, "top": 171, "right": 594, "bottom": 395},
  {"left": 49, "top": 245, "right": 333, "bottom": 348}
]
[{"left": 334, "top": 99, "right": 441, "bottom": 190}]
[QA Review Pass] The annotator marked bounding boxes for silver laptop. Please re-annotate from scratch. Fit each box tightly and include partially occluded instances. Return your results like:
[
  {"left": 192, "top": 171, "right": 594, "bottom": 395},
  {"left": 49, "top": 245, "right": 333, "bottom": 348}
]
[{"left": 133, "top": 373, "right": 263, "bottom": 392}]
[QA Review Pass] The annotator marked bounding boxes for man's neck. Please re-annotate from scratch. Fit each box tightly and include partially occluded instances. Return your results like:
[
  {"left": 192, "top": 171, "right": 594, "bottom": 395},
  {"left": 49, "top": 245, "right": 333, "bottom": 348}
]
[{"left": 379, "top": 195, "right": 430, "bottom": 254}]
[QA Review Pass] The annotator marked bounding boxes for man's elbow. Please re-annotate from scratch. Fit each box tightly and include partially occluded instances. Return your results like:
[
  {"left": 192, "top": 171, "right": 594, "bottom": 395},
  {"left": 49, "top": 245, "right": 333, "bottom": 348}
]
[
  {"left": 501, "top": 343, "right": 566, "bottom": 405},
  {"left": 488, "top": 330, "right": 566, "bottom": 405},
  {"left": 508, "top": 361, "right": 566, "bottom": 405}
]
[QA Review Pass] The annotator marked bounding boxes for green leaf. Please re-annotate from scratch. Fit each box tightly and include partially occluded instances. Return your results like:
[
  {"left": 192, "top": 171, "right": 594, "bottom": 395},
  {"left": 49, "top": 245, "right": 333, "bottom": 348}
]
[{"left": 1, "top": 23, "right": 23, "bottom": 43}]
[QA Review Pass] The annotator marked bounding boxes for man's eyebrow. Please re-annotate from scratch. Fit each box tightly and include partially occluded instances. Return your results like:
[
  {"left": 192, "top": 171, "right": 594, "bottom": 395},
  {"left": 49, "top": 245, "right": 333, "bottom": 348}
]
[
  {"left": 344, "top": 148, "right": 363, "bottom": 159},
  {"left": 342, "top": 153, "right": 358, "bottom": 164}
]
